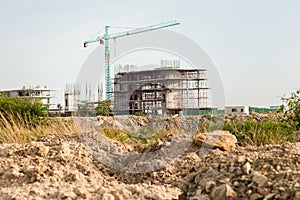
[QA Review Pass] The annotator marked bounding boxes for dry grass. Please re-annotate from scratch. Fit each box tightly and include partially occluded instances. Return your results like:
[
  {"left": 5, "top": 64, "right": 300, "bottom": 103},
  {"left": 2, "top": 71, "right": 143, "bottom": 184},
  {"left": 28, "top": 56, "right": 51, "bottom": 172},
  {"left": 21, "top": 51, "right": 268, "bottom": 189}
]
[{"left": 0, "top": 112, "right": 77, "bottom": 144}]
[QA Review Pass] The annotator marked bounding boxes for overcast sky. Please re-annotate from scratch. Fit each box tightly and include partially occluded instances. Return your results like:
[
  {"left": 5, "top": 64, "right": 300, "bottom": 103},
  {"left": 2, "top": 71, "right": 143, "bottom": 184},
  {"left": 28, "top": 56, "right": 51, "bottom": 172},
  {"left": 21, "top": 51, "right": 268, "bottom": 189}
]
[{"left": 1, "top": 0, "right": 300, "bottom": 107}]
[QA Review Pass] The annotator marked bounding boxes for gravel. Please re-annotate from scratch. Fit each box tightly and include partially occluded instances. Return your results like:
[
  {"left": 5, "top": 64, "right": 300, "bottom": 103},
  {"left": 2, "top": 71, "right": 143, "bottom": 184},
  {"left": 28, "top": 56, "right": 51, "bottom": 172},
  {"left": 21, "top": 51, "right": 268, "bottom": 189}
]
[{"left": 0, "top": 131, "right": 299, "bottom": 199}]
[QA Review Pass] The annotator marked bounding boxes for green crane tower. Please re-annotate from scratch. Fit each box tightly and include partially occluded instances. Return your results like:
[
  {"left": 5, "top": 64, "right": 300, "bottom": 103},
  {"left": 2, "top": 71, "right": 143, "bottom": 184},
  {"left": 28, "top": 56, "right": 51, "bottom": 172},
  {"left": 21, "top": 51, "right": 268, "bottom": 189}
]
[{"left": 83, "top": 21, "right": 180, "bottom": 100}]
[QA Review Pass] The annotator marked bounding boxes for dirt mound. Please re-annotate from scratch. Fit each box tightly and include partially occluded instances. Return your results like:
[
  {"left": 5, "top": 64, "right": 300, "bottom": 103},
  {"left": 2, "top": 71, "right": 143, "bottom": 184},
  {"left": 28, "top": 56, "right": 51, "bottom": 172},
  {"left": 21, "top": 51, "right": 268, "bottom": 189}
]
[
  {"left": 181, "top": 143, "right": 300, "bottom": 199},
  {"left": 0, "top": 133, "right": 180, "bottom": 200},
  {"left": 0, "top": 115, "right": 299, "bottom": 199}
]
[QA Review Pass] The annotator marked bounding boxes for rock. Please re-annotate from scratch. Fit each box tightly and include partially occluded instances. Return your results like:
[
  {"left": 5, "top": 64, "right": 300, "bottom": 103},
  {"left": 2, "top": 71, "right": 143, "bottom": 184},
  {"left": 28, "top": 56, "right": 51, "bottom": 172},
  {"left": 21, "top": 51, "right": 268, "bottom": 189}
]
[
  {"left": 59, "top": 142, "right": 70, "bottom": 155},
  {"left": 38, "top": 145, "right": 49, "bottom": 157},
  {"left": 191, "top": 193, "right": 210, "bottom": 200},
  {"left": 250, "top": 193, "right": 262, "bottom": 200},
  {"left": 74, "top": 187, "right": 90, "bottom": 199},
  {"left": 23, "top": 166, "right": 36, "bottom": 176},
  {"left": 242, "top": 162, "right": 252, "bottom": 175},
  {"left": 295, "top": 191, "right": 300, "bottom": 200},
  {"left": 211, "top": 184, "right": 237, "bottom": 200},
  {"left": 263, "top": 193, "right": 276, "bottom": 200},
  {"left": 278, "top": 193, "right": 290, "bottom": 200},
  {"left": 102, "top": 192, "right": 115, "bottom": 200},
  {"left": 257, "top": 186, "right": 269, "bottom": 196},
  {"left": 252, "top": 171, "right": 268, "bottom": 185},
  {"left": 237, "top": 155, "right": 246, "bottom": 163},
  {"left": 205, "top": 181, "right": 216, "bottom": 193},
  {"left": 194, "top": 130, "right": 237, "bottom": 151},
  {"left": 56, "top": 189, "right": 77, "bottom": 199},
  {"left": 4, "top": 165, "right": 21, "bottom": 178}
]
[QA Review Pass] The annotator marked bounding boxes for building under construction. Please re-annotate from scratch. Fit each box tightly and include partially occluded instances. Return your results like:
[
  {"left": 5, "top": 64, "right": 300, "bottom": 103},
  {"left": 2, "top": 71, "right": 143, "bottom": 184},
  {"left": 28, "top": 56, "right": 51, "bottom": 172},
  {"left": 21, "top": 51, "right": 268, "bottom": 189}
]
[{"left": 113, "top": 63, "right": 210, "bottom": 115}]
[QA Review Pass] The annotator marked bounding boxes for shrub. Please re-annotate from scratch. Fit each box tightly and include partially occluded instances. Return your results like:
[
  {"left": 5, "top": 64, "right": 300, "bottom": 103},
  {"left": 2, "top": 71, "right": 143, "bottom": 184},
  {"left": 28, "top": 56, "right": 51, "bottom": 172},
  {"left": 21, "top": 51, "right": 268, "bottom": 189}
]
[
  {"left": 95, "top": 100, "right": 112, "bottom": 116},
  {"left": 0, "top": 96, "right": 76, "bottom": 143},
  {"left": 197, "top": 114, "right": 298, "bottom": 146},
  {"left": 281, "top": 88, "right": 300, "bottom": 129},
  {"left": 0, "top": 96, "right": 48, "bottom": 120},
  {"left": 223, "top": 119, "right": 297, "bottom": 146}
]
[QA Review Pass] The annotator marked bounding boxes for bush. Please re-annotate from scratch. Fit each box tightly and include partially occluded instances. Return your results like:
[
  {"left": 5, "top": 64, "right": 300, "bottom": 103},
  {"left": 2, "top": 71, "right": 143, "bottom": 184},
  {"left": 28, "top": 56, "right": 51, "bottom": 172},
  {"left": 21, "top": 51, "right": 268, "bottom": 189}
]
[
  {"left": 95, "top": 100, "right": 112, "bottom": 116},
  {"left": 0, "top": 96, "right": 76, "bottom": 144},
  {"left": 281, "top": 88, "right": 300, "bottom": 129},
  {"left": 223, "top": 119, "right": 297, "bottom": 146},
  {"left": 197, "top": 114, "right": 299, "bottom": 146},
  {"left": 0, "top": 96, "right": 48, "bottom": 120}
]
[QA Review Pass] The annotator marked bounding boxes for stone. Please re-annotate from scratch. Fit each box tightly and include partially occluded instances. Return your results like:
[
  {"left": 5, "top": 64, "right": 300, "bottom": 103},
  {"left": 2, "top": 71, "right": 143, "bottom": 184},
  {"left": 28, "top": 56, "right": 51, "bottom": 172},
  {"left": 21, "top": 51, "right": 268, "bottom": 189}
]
[
  {"left": 4, "top": 165, "right": 21, "bottom": 178},
  {"left": 191, "top": 194, "right": 210, "bottom": 200},
  {"left": 23, "top": 166, "right": 36, "bottom": 176},
  {"left": 278, "top": 193, "right": 290, "bottom": 200},
  {"left": 59, "top": 142, "right": 70, "bottom": 155},
  {"left": 250, "top": 193, "right": 262, "bottom": 200},
  {"left": 237, "top": 155, "right": 247, "bottom": 163},
  {"left": 194, "top": 131, "right": 237, "bottom": 151},
  {"left": 38, "top": 145, "right": 49, "bottom": 157},
  {"left": 56, "top": 189, "right": 77, "bottom": 199},
  {"left": 74, "top": 187, "right": 90, "bottom": 199},
  {"left": 233, "top": 181, "right": 239, "bottom": 187},
  {"left": 263, "top": 193, "right": 276, "bottom": 200},
  {"left": 242, "top": 162, "right": 252, "bottom": 175},
  {"left": 211, "top": 184, "right": 237, "bottom": 200},
  {"left": 205, "top": 181, "right": 216, "bottom": 193},
  {"left": 252, "top": 171, "right": 268, "bottom": 185},
  {"left": 295, "top": 191, "right": 300, "bottom": 200},
  {"left": 102, "top": 192, "right": 115, "bottom": 200},
  {"left": 257, "top": 186, "right": 269, "bottom": 196}
]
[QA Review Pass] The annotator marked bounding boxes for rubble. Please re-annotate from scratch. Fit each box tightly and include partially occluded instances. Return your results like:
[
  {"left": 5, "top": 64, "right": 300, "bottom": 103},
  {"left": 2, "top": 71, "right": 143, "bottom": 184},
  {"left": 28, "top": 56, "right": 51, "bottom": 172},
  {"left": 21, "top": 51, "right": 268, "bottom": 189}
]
[
  {"left": 193, "top": 130, "right": 237, "bottom": 151},
  {"left": 0, "top": 115, "right": 299, "bottom": 199}
]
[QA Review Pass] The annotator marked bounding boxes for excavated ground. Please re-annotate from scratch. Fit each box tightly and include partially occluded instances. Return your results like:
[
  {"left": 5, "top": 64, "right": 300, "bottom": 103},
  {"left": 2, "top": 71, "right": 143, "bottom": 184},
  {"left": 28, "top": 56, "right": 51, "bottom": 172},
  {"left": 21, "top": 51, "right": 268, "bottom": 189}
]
[
  {"left": 0, "top": 132, "right": 299, "bottom": 200},
  {"left": 0, "top": 115, "right": 299, "bottom": 200}
]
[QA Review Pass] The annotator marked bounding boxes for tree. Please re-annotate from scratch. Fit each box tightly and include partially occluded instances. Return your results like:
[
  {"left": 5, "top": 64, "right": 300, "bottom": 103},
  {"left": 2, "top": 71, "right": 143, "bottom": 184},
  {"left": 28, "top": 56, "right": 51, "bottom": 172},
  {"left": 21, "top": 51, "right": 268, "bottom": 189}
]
[
  {"left": 281, "top": 88, "right": 300, "bottom": 129},
  {"left": 95, "top": 100, "right": 112, "bottom": 116}
]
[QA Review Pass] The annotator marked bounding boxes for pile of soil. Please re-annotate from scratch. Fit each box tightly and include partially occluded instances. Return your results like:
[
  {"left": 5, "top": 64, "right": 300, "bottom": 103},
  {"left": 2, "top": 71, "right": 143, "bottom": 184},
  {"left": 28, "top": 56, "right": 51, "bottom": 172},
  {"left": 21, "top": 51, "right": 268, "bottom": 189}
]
[{"left": 0, "top": 115, "right": 299, "bottom": 200}]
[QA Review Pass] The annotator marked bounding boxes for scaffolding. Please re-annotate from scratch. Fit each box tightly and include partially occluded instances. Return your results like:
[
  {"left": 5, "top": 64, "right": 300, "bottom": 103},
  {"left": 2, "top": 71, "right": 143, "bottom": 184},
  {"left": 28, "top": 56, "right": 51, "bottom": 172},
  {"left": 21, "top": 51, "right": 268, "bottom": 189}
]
[{"left": 113, "top": 66, "right": 210, "bottom": 115}]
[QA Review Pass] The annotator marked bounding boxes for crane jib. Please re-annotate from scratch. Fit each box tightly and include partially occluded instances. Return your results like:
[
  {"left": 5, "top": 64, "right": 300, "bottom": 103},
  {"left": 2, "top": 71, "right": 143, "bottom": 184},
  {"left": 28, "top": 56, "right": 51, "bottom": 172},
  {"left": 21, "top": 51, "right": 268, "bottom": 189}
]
[
  {"left": 83, "top": 21, "right": 180, "bottom": 100},
  {"left": 108, "top": 22, "right": 180, "bottom": 40}
]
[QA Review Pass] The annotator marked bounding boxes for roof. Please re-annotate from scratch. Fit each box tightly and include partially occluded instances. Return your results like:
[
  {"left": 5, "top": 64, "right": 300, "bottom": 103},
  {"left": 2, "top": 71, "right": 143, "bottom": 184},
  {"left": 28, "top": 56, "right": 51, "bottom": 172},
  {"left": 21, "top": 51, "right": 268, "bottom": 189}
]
[
  {"left": 116, "top": 67, "right": 206, "bottom": 75},
  {"left": 0, "top": 86, "right": 58, "bottom": 93}
]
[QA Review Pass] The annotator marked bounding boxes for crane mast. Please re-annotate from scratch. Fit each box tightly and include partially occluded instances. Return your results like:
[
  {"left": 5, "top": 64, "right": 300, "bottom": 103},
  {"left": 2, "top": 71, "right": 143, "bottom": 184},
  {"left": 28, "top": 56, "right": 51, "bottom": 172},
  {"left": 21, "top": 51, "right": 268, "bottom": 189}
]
[{"left": 83, "top": 21, "right": 180, "bottom": 100}]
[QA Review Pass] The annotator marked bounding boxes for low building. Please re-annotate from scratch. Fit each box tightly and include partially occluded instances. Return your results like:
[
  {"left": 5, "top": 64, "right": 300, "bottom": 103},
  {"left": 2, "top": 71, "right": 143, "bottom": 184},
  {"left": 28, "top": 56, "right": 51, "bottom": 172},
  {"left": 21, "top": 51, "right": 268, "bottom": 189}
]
[
  {"left": 0, "top": 85, "right": 57, "bottom": 108},
  {"left": 225, "top": 106, "right": 249, "bottom": 115}
]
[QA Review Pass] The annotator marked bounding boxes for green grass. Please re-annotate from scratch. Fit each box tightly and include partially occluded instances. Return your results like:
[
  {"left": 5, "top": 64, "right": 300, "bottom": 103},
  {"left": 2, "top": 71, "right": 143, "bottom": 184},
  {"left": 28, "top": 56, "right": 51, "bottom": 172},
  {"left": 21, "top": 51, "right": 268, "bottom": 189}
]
[
  {"left": 99, "top": 118, "right": 179, "bottom": 146},
  {"left": 102, "top": 127, "right": 129, "bottom": 143}
]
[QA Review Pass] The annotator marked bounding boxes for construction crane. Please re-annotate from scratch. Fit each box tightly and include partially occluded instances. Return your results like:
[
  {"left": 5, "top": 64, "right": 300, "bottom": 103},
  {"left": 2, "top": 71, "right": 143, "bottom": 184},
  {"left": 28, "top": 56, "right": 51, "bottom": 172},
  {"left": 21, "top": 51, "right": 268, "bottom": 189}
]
[{"left": 83, "top": 20, "right": 180, "bottom": 100}]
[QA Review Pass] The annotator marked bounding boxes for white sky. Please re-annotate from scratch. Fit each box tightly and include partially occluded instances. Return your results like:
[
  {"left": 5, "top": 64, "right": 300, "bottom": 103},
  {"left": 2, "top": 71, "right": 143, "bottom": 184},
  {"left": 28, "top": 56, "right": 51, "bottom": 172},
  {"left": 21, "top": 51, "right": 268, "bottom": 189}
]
[{"left": 1, "top": 0, "right": 300, "bottom": 107}]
